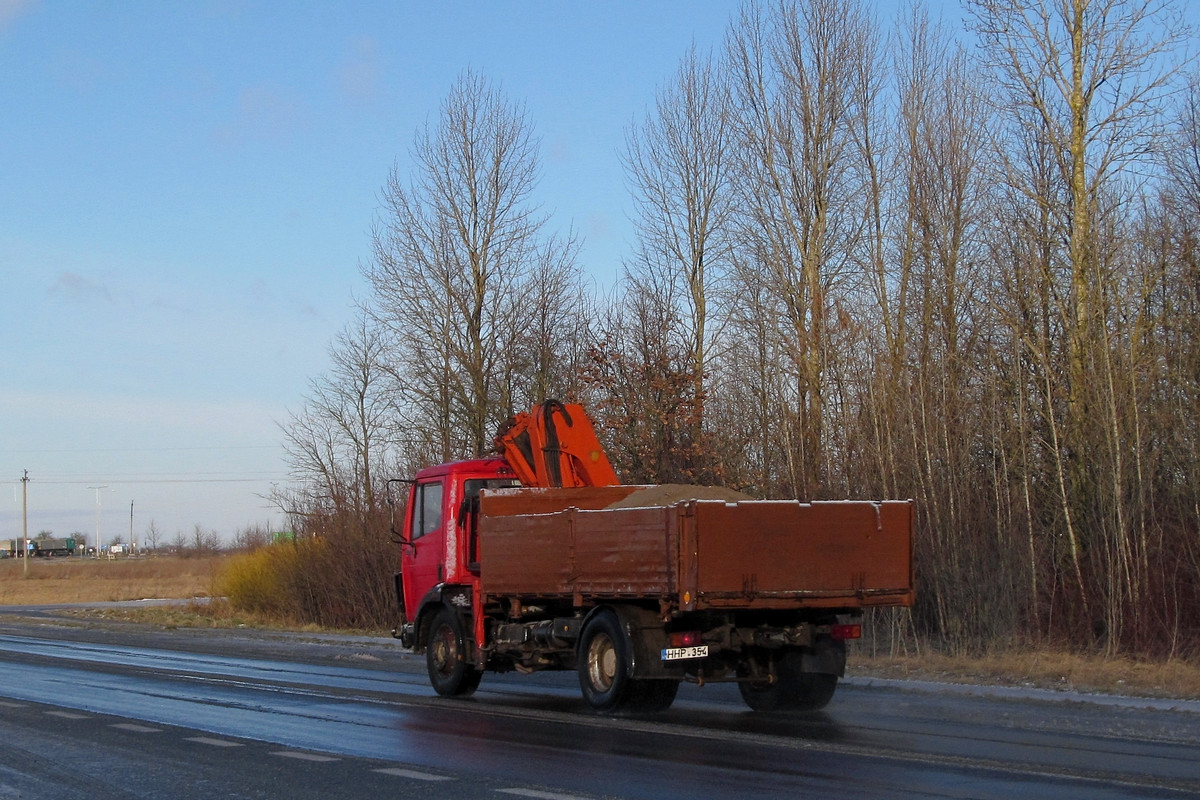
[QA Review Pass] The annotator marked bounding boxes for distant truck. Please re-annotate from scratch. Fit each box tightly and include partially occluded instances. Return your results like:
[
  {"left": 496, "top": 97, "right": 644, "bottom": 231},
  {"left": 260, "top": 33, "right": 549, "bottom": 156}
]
[
  {"left": 1, "top": 538, "right": 78, "bottom": 557},
  {"left": 1, "top": 539, "right": 38, "bottom": 558},
  {"left": 391, "top": 402, "right": 915, "bottom": 714},
  {"left": 35, "top": 538, "right": 77, "bottom": 557}
]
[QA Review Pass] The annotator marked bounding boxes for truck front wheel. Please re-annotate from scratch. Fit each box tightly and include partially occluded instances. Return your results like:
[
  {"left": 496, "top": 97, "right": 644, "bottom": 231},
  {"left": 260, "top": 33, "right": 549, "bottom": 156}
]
[{"left": 426, "top": 608, "right": 482, "bottom": 697}]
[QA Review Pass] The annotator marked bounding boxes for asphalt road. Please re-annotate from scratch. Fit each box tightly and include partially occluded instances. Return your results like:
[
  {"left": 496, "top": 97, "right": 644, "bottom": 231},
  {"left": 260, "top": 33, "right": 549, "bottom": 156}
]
[{"left": 0, "top": 606, "right": 1197, "bottom": 799}]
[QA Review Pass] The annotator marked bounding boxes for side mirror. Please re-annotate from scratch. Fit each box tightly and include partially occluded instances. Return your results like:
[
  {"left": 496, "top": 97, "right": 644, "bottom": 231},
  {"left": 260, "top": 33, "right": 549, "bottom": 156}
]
[{"left": 386, "top": 478, "right": 416, "bottom": 555}]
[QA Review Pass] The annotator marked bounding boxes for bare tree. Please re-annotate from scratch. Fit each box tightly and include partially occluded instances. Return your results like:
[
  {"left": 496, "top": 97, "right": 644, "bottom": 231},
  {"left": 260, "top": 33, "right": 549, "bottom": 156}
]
[
  {"left": 969, "top": 0, "right": 1189, "bottom": 441},
  {"left": 232, "top": 523, "right": 272, "bottom": 552},
  {"left": 366, "top": 70, "right": 578, "bottom": 460},
  {"left": 726, "top": 0, "right": 882, "bottom": 498},
  {"left": 861, "top": 2, "right": 1001, "bottom": 653},
  {"left": 968, "top": 0, "right": 1192, "bottom": 648},
  {"left": 623, "top": 43, "right": 734, "bottom": 448},
  {"left": 143, "top": 519, "right": 161, "bottom": 552},
  {"left": 190, "top": 524, "right": 220, "bottom": 557},
  {"left": 505, "top": 232, "right": 592, "bottom": 411}
]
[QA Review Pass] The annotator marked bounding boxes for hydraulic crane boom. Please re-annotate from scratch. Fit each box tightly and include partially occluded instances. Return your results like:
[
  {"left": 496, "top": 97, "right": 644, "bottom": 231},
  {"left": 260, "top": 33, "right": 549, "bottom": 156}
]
[{"left": 494, "top": 400, "right": 619, "bottom": 488}]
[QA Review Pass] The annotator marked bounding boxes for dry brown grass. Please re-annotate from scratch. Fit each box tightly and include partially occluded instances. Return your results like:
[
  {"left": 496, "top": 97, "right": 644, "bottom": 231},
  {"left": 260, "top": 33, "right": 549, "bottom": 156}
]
[
  {"left": 0, "top": 555, "right": 229, "bottom": 605},
  {"left": 853, "top": 648, "right": 1200, "bottom": 699},
  {"left": 64, "top": 598, "right": 362, "bottom": 634}
]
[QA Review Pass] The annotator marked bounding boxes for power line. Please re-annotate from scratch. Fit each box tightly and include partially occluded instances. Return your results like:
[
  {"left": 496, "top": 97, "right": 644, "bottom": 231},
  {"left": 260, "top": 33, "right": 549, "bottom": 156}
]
[
  {"left": 38, "top": 478, "right": 286, "bottom": 485},
  {"left": 3, "top": 445, "right": 282, "bottom": 455},
  {"left": 2, "top": 477, "right": 288, "bottom": 487}
]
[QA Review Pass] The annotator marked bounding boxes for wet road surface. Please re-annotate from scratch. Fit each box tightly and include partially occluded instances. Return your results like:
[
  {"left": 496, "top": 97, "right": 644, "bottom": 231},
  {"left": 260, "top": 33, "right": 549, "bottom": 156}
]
[{"left": 0, "top": 609, "right": 1197, "bottom": 799}]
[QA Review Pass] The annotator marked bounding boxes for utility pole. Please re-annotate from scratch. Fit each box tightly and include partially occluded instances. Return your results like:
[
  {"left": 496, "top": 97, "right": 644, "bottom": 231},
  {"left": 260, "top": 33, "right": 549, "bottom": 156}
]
[
  {"left": 129, "top": 500, "right": 134, "bottom": 554},
  {"left": 21, "top": 470, "right": 29, "bottom": 577},
  {"left": 88, "top": 485, "right": 109, "bottom": 557}
]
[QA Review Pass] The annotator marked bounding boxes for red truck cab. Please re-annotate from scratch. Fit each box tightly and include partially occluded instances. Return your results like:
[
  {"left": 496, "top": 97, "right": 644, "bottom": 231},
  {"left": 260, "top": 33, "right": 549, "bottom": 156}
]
[{"left": 395, "top": 458, "right": 517, "bottom": 648}]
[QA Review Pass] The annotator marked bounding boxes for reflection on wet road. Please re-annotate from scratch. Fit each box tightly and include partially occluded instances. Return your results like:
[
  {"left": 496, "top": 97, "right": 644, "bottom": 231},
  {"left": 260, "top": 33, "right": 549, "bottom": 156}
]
[{"left": 0, "top": 619, "right": 1197, "bottom": 799}]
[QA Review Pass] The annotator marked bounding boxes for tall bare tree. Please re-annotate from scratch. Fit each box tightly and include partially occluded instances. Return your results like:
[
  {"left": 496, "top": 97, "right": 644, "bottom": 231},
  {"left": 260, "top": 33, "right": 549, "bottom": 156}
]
[
  {"left": 366, "top": 70, "right": 574, "bottom": 459},
  {"left": 623, "top": 43, "right": 734, "bottom": 455},
  {"left": 871, "top": 3, "right": 999, "bottom": 652},
  {"left": 969, "top": 0, "right": 1191, "bottom": 647},
  {"left": 279, "top": 313, "right": 397, "bottom": 518},
  {"left": 726, "top": 0, "right": 881, "bottom": 498}
]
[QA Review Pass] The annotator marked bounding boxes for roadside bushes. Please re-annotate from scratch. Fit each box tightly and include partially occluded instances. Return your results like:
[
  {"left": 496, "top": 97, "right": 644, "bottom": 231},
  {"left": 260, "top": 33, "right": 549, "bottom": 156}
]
[
  {"left": 218, "top": 542, "right": 308, "bottom": 621},
  {"left": 217, "top": 508, "right": 398, "bottom": 631}
]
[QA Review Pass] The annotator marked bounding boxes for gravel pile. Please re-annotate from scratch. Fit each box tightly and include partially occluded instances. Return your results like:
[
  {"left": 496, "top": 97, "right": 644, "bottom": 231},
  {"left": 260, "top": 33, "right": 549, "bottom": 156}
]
[{"left": 605, "top": 484, "right": 753, "bottom": 509}]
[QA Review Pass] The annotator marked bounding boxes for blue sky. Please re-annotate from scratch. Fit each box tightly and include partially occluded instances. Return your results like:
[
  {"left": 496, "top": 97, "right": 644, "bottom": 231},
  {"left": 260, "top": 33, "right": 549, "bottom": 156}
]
[
  {"left": 1, "top": 1, "right": 766, "bottom": 544},
  {"left": 11, "top": 0, "right": 1178, "bottom": 546}
]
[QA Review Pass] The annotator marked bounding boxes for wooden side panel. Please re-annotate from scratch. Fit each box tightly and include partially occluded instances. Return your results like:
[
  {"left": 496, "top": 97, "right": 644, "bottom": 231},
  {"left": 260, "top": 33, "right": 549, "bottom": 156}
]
[
  {"left": 569, "top": 506, "right": 675, "bottom": 595},
  {"left": 479, "top": 493, "right": 914, "bottom": 610},
  {"left": 479, "top": 505, "right": 676, "bottom": 598},
  {"left": 691, "top": 500, "right": 913, "bottom": 607},
  {"left": 479, "top": 510, "right": 575, "bottom": 596}
]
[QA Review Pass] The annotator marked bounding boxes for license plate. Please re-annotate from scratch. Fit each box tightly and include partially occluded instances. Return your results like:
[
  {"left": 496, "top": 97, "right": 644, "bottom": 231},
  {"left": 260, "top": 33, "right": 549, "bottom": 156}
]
[{"left": 661, "top": 645, "right": 709, "bottom": 661}]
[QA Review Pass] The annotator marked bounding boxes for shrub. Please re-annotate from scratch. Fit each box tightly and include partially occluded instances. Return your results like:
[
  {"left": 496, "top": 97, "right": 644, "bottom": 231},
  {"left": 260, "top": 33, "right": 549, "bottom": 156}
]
[{"left": 217, "top": 511, "right": 397, "bottom": 631}]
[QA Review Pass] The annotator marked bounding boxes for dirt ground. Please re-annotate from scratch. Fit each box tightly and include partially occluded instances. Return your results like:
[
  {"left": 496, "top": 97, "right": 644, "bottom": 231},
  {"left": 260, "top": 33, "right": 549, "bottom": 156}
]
[{"left": 0, "top": 555, "right": 227, "bottom": 605}]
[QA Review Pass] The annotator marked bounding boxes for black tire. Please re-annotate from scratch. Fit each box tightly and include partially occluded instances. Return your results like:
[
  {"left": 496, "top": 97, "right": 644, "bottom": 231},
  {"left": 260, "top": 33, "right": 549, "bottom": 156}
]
[
  {"left": 738, "top": 651, "right": 838, "bottom": 712},
  {"left": 738, "top": 655, "right": 792, "bottom": 712},
  {"left": 426, "top": 607, "right": 482, "bottom": 697},
  {"left": 789, "top": 672, "right": 838, "bottom": 710},
  {"left": 578, "top": 610, "right": 679, "bottom": 714},
  {"left": 631, "top": 678, "right": 680, "bottom": 713},
  {"left": 578, "top": 610, "right": 638, "bottom": 712}
]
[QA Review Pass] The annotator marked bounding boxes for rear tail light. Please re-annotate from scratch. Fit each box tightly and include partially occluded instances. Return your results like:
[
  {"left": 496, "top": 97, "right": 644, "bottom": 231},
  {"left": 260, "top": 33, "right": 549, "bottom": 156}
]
[
  {"left": 668, "top": 631, "right": 703, "bottom": 648},
  {"left": 830, "top": 623, "right": 862, "bottom": 641}
]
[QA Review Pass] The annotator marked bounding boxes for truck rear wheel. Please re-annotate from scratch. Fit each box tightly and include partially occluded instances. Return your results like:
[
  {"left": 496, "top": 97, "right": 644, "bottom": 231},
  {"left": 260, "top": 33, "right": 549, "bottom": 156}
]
[
  {"left": 738, "top": 651, "right": 837, "bottom": 712},
  {"left": 578, "top": 609, "right": 679, "bottom": 713},
  {"left": 579, "top": 610, "right": 633, "bottom": 711},
  {"left": 426, "top": 608, "right": 482, "bottom": 697}
]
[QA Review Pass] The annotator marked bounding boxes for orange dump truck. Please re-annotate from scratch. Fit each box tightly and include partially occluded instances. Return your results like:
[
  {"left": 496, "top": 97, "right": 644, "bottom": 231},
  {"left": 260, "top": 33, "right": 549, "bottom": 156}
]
[{"left": 391, "top": 402, "right": 914, "bottom": 713}]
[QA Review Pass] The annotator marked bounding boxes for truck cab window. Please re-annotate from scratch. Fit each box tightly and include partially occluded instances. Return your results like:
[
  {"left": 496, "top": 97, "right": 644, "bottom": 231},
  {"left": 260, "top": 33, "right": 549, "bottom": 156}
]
[
  {"left": 463, "top": 478, "right": 519, "bottom": 505},
  {"left": 411, "top": 481, "right": 443, "bottom": 541}
]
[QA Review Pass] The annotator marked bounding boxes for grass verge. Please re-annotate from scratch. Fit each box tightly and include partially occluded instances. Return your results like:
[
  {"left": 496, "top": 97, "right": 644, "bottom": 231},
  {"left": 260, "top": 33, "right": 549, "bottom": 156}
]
[
  {"left": 851, "top": 649, "right": 1200, "bottom": 699},
  {"left": 0, "top": 555, "right": 227, "bottom": 604},
  {"left": 4, "top": 555, "right": 1198, "bottom": 699}
]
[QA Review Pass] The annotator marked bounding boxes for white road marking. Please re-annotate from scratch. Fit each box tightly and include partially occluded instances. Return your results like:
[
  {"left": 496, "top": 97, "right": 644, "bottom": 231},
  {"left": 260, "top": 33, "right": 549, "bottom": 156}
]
[
  {"left": 0, "top": 701, "right": 25, "bottom": 708},
  {"left": 44, "top": 710, "right": 89, "bottom": 719},
  {"left": 497, "top": 790, "right": 595, "bottom": 800},
  {"left": 185, "top": 736, "right": 244, "bottom": 747},
  {"left": 271, "top": 751, "right": 340, "bottom": 762},
  {"left": 110, "top": 723, "right": 162, "bottom": 733},
  {"left": 373, "top": 767, "right": 453, "bottom": 782}
]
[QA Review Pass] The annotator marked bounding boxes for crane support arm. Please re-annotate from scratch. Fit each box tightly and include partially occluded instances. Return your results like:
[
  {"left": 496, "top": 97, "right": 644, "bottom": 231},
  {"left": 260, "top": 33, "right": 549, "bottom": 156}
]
[{"left": 495, "top": 401, "right": 619, "bottom": 488}]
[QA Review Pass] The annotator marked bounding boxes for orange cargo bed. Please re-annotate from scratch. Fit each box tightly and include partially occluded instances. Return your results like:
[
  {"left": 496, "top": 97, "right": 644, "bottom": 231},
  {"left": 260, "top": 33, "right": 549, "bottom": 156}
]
[{"left": 478, "top": 487, "right": 914, "bottom": 611}]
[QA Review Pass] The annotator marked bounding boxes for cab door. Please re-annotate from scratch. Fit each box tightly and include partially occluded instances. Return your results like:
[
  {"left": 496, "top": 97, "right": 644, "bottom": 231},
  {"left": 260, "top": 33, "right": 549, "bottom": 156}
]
[{"left": 401, "top": 478, "right": 446, "bottom": 617}]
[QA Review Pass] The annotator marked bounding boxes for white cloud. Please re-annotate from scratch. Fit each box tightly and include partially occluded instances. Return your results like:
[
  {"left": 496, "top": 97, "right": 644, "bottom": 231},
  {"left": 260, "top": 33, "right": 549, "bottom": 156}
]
[
  {"left": 338, "top": 36, "right": 382, "bottom": 107},
  {"left": 212, "top": 84, "right": 306, "bottom": 149},
  {"left": 0, "top": 0, "right": 35, "bottom": 32},
  {"left": 47, "top": 270, "right": 114, "bottom": 304}
]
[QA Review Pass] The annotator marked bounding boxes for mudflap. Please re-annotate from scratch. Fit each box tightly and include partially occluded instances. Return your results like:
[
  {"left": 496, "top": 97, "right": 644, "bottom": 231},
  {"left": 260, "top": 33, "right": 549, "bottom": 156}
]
[
  {"left": 605, "top": 605, "right": 684, "bottom": 680},
  {"left": 800, "top": 638, "right": 846, "bottom": 676}
]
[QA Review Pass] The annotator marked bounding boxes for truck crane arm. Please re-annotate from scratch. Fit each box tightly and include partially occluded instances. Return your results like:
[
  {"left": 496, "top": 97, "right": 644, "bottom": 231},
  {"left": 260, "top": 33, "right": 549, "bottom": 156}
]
[{"left": 494, "top": 400, "right": 619, "bottom": 488}]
